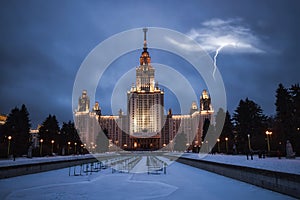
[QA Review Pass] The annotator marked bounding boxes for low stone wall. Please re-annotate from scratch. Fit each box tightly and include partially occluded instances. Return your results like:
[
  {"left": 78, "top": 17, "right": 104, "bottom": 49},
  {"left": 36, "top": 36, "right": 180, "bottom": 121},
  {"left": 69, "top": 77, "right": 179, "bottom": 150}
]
[
  {"left": 0, "top": 156, "right": 99, "bottom": 179},
  {"left": 173, "top": 156, "right": 300, "bottom": 199}
]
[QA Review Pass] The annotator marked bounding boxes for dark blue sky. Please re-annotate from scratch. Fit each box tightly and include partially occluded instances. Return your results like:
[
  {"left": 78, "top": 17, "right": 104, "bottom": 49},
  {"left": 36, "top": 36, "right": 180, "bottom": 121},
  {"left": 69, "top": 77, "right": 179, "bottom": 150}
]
[{"left": 1, "top": 0, "right": 299, "bottom": 128}]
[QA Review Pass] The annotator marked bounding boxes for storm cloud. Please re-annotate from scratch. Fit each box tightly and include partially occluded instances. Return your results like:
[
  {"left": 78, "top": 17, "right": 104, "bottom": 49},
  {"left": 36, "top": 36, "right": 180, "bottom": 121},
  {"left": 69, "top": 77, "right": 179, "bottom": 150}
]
[{"left": 1, "top": 0, "right": 299, "bottom": 127}]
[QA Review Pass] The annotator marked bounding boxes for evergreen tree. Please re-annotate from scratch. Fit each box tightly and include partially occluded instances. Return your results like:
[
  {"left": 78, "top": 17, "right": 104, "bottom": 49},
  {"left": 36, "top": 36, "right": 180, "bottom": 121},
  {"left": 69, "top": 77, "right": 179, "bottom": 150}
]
[
  {"left": 202, "top": 118, "right": 210, "bottom": 142},
  {"left": 289, "top": 84, "right": 300, "bottom": 154},
  {"left": 220, "top": 111, "right": 234, "bottom": 153},
  {"left": 213, "top": 109, "right": 235, "bottom": 153},
  {"left": 60, "top": 121, "right": 82, "bottom": 154},
  {"left": 274, "top": 83, "right": 295, "bottom": 154},
  {"left": 233, "top": 98, "right": 267, "bottom": 152},
  {"left": 2, "top": 104, "right": 31, "bottom": 156},
  {"left": 215, "top": 108, "right": 226, "bottom": 136},
  {"left": 39, "top": 115, "right": 60, "bottom": 155},
  {"left": 222, "top": 111, "right": 234, "bottom": 139}
]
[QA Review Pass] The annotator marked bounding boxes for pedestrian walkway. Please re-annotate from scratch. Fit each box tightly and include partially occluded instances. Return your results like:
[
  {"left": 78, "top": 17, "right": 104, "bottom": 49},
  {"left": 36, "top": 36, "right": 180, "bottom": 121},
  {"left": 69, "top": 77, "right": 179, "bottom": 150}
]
[{"left": 130, "top": 156, "right": 148, "bottom": 173}]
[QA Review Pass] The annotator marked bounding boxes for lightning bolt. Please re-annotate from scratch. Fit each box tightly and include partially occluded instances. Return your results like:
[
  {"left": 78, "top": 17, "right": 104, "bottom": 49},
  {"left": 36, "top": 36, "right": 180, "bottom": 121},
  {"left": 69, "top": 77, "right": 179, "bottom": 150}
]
[
  {"left": 213, "top": 45, "right": 227, "bottom": 79},
  {"left": 213, "top": 43, "right": 236, "bottom": 78}
]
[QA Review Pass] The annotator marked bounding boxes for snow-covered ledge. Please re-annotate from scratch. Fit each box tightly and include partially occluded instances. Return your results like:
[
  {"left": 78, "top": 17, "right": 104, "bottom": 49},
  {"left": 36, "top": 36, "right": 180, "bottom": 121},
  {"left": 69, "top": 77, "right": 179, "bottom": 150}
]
[
  {"left": 167, "top": 155, "right": 300, "bottom": 199},
  {"left": 0, "top": 153, "right": 118, "bottom": 179}
]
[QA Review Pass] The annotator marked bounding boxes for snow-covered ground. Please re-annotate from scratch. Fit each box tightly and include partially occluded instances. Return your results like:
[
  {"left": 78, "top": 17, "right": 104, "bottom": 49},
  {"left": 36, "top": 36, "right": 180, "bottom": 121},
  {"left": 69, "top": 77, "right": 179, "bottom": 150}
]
[
  {"left": 0, "top": 156, "right": 296, "bottom": 200},
  {"left": 0, "top": 153, "right": 118, "bottom": 167},
  {"left": 176, "top": 153, "right": 300, "bottom": 175},
  {"left": 0, "top": 154, "right": 94, "bottom": 167},
  {"left": 2, "top": 153, "right": 299, "bottom": 175}
]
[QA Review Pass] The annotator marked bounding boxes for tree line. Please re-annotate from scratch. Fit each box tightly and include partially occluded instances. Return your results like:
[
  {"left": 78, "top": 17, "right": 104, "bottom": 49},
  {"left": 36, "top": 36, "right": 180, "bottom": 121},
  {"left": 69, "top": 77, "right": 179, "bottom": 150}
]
[
  {"left": 0, "top": 108, "right": 86, "bottom": 157},
  {"left": 172, "top": 83, "right": 299, "bottom": 156},
  {"left": 210, "top": 83, "right": 299, "bottom": 155}
]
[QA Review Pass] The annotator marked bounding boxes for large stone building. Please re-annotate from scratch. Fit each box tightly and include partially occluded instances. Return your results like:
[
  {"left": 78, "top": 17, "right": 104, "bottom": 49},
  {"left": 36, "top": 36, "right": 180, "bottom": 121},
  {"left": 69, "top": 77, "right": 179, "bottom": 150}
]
[
  {"left": 75, "top": 29, "right": 213, "bottom": 151},
  {"left": 74, "top": 90, "right": 101, "bottom": 151},
  {"left": 127, "top": 28, "right": 165, "bottom": 149}
]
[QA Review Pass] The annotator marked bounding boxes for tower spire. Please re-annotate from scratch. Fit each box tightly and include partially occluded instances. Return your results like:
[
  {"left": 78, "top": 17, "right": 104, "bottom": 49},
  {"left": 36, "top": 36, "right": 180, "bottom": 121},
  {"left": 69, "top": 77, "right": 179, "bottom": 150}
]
[
  {"left": 143, "top": 27, "right": 148, "bottom": 49},
  {"left": 140, "top": 28, "right": 151, "bottom": 65}
]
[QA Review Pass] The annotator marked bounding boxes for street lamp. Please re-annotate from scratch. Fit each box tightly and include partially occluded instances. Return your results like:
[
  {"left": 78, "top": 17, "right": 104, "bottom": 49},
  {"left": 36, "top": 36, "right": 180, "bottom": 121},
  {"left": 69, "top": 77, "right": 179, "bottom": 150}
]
[
  {"left": 51, "top": 140, "right": 55, "bottom": 155},
  {"left": 265, "top": 131, "right": 272, "bottom": 152},
  {"left": 7, "top": 136, "right": 12, "bottom": 157},
  {"left": 217, "top": 138, "right": 220, "bottom": 153},
  {"left": 67, "top": 142, "right": 71, "bottom": 155},
  {"left": 74, "top": 142, "right": 77, "bottom": 154},
  {"left": 205, "top": 141, "right": 209, "bottom": 153},
  {"left": 40, "top": 139, "right": 44, "bottom": 156},
  {"left": 186, "top": 143, "right": 190, "bottom": 149},
  {"left": 247, "top": 134, "right": 252, "bottom": 151},
  {"left": 225, "top": 137, "right": 228, "bottom": 153}
]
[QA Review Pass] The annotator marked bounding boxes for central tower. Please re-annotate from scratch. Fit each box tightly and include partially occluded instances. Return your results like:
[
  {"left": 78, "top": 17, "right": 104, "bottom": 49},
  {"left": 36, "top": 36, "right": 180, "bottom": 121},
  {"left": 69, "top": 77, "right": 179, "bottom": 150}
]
[{"left": 127, "top": 28, "right": 164, "bottom": 150}]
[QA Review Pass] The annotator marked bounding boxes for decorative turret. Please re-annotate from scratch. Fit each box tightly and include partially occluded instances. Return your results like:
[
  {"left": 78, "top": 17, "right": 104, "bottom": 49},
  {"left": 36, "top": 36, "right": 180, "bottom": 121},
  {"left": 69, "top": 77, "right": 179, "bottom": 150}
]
[
  {"left": 92, "top": 101, "right": 101, "bottom": 116},
  {"left": 200, "top": 90, "right": 212, "bottom": 111},
  {"left": 190, "top": 101, "right": 198, "bottom": 115},
  {"left": 78, "top": 90, "right": 90, "bottom": 112}
]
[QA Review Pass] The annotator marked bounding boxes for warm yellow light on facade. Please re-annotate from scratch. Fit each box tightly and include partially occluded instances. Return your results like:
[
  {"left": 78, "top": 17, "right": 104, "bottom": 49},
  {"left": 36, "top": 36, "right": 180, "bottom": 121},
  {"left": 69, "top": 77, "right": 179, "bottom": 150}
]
[
  {"left": 40, "top": 139, "right": 43, "bottom": 143},
  {"left": 8, "top": 136, "right": 12, "bottom": 140},
  {"left": 225, "top": 137, "right": 228, "bottom": 141},
  {"left": 51, "top": 140, "right": 54, "bottom": 144}
]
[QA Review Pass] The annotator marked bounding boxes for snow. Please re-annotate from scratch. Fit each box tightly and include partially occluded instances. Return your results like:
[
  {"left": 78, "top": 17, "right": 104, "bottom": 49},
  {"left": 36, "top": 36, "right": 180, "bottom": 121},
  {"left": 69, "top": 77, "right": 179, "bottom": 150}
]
[
  {"left": 130, "top": 156, "right": 148, "bottom": 173},
  {"left": 3, "top": 152, "right": 299, "bottom": 175},
  {"left": 0, "top": 155, "right": 296, "bottom": 200},
  {"left": 175, "top": 153, "right": 300, "bottom": 175},
  {"left": 0, "top": 153, "right": 116, "bottom": 167}
]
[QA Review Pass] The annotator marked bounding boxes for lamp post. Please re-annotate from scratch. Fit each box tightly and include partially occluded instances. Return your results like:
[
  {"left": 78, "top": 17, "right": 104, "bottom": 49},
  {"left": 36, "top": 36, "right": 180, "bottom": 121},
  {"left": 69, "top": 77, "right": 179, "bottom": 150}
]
[
  {"left": 74, "top": 142, "right": 77, "bottom": 154},
  {"left": 80, "top": 144, "right": 84, "bottom": 154},
  {"left": 67, "top": 142, "right": 71, "bottom": 155},
  {"left": 247, "top": 134, "right": 252, "bottom": 151},
  {"left": 40, "top": 139, "right": 43, "bottom": 156},
  {"left": 205, "top": 141, "right": 209, "bottom": 153},
  {"left": 225, "top": 137, "right": 228, "bottom": 153},
  {"left": 186, "top": 143, "right": 190, "bottom": 151},
  {"left": 265, "top": 131, "right": 272, "bottom": 152},
  {"left": 217, "top": 138, "right": 220, "bottom": 153},
  {"left": 51, "top": 140, "right": 55, "bottom": 155},
  {"left": 7, "top": 136, "right": 12, "bottom": 157}
]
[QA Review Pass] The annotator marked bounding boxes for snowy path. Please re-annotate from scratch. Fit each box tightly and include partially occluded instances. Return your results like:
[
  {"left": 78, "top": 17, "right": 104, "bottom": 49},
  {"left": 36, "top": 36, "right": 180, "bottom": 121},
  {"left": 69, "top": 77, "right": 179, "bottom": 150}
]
[
  {"left": 130, "top": 156, "right": 148, "bottom": 173},
  {"left": 0, "top": 159, "right": 295, "bottom": 200}
]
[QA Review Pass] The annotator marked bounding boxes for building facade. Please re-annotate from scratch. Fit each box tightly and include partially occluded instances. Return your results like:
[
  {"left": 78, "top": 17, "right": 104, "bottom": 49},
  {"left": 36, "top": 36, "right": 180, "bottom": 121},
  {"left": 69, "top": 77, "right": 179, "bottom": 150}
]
[
  {"left": 74, "top": 90, "right": 101, "bottom": 151},
  {"left": 126, "top": 28, "right": 164, "bottom": 149},
  {"left": 74, "top": 29, "right": 214, "bottom": 151}
]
